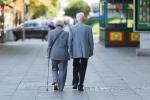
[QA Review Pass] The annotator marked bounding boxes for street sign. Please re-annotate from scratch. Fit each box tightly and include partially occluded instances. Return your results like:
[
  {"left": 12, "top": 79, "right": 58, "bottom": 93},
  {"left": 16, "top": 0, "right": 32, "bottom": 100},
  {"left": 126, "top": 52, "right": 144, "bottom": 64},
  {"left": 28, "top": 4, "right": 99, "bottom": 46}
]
[{"left": 134, "top": 0, "right": 150, "bottom": 32}]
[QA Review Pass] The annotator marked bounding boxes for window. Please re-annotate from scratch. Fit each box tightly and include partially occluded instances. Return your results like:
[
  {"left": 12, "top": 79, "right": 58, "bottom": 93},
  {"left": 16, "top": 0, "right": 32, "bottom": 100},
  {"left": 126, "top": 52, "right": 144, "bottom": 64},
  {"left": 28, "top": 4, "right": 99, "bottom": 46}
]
[{"left": 107, "top": 3, "right": 133, "bottom": 29}]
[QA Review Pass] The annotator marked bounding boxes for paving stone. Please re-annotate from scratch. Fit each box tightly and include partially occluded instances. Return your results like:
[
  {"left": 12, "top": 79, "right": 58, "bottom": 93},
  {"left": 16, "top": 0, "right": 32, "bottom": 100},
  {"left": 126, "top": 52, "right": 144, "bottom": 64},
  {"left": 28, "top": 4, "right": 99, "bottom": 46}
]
[
  {"left": 13, "top": 89, "right": 38, "bottom": 96},
  {"left": 61, "top": 90, "right": 89, "bottom": 100},
  {"left": 88, "top": 94, "right": 115, "bottom": 100},
  {"left": 11, "top": 95, "right": 36, "bottom": 100},
  {"left": 0, "top": 96, "right": 11, "bottom": 100},
  {"left": 0, "top": 89, "right": 15, "bottom": 96},
  {"left": 1, "top": 39, "right": 150, "bottom": 100},
  {"left": 141, "top": 95, "right": 150, "bottom": 100},
  {"left": 135, "top": 88, "right": 150, "bottom": 96},
  {"left": 36, "top": 97, "right": 61, "bottom": 100},
  {"left": 114, "top": 95, "right": 143, "bottom": 100}
]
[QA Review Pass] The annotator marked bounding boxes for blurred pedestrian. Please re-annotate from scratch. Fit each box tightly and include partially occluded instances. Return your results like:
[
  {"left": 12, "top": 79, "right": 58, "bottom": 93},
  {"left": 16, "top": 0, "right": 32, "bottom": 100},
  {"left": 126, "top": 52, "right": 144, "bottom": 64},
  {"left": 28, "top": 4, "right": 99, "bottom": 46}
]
[
  {"left": 48, "top": 20, "right": 70, "bottom": 91},
  {"left": 45, "top": 21, "right": 55, "bottom": 42},
  {"left": 48, "top": 21, "right": 55, "bottom": 30},
  {"left": 69, "top": 12, "right": 94, "bottom": 91}
]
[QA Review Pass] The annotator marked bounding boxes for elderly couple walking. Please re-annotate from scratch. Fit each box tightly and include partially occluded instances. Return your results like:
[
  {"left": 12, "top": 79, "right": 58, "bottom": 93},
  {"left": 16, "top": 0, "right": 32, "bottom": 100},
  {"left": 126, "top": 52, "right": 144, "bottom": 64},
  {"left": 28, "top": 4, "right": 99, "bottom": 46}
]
[{"left": 48, "top": 12, "right": 94, "bottom": 92}]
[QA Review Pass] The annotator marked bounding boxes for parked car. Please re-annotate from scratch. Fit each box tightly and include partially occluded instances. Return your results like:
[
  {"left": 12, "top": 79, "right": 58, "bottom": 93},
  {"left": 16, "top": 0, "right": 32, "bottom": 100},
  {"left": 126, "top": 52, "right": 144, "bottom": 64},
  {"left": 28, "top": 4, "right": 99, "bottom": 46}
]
[{"left": 12, "top": 19, "right": 49, "bottom": 41}]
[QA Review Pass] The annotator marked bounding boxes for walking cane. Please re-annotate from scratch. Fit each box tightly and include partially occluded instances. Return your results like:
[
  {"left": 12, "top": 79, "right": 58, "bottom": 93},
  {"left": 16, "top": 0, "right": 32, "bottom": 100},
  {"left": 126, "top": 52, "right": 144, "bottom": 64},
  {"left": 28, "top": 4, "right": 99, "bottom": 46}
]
[{"left": 46, "top": 48, "right": 50, "bottom": 91}]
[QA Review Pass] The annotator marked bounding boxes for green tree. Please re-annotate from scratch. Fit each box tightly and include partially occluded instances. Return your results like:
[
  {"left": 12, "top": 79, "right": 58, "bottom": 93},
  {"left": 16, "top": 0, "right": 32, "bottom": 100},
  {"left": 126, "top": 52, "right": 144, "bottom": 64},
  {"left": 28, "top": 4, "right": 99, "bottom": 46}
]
[
  {"left": 47, "top": 0, "right": 59, "bottom": 17},
  {"left": 29, "top": 0, "right": 59, "bottom": 19},
  {"left": 0, "top": 0, "right": 7, "bottom": 4},
  {"left": 65, "top": 0, "right": 90, "bottom": 18},
  {"left": 31, "top": 5, "right": 48, "bottom": 19},
  {"left": 29, "top": 0, "right": 48, "bottom": 19},
  {"left": 0, "top": 0, "right": 16, "bottom": 4}
]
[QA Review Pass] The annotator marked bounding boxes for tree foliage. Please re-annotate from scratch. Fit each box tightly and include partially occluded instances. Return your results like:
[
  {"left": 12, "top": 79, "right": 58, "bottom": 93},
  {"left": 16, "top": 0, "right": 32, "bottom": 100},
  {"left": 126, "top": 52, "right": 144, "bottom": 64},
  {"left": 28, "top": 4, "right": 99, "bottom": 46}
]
[
  {"left": 47, "top": 0, "right": 59, "bottom": 17},
  {"left": 0, "top": 0, "right": 16, "bottom": 4},
  {"left": 29, "top": 0, "right": 59, "bottom": 19},
  {"left": 65, "top": 0, "right": 90, "bottom": 18},
  {"left": 0, "top": 0, "right": 7, "bottom": 4},
  {"left": 0, "top": 0, "right": 59, "bottom": 19},
  {"left": 30, "top": 4, "right": 48, "bottom": 19},
  {"left": 29, "top": 0, "right": 48, "bottom": 19}
]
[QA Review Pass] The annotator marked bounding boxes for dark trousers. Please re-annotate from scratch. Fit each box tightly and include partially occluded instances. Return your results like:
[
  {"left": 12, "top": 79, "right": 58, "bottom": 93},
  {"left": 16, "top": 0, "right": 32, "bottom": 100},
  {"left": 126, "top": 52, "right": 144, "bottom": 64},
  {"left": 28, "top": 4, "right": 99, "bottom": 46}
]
[{"left": 72, "top": 58, "right": 88, "bottom": 86}]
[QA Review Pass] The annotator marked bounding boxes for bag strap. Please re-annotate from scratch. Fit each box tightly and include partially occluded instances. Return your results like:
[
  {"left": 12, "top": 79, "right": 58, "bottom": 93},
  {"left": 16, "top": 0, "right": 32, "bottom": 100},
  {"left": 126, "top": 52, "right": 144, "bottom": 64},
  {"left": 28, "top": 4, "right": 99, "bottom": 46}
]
[
  {"left": 51, "top": 30, "right": 63, "bottom": 48},
  {"left": 47, "top": 30, "right": 63, "bottom": 58}
]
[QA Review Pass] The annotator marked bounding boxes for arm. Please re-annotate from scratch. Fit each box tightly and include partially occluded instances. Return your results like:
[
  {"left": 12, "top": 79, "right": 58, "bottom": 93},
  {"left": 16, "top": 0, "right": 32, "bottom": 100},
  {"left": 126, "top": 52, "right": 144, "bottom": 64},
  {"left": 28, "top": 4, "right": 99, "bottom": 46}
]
[
  {"left": 47, "top": 31, "right": 53, "bottom": 58},
  {"left": 88, "top": 27, "right": 94, "bottom": 57},
  {"left": 69, "top": 28, "right": 73, "bottom": 58}
]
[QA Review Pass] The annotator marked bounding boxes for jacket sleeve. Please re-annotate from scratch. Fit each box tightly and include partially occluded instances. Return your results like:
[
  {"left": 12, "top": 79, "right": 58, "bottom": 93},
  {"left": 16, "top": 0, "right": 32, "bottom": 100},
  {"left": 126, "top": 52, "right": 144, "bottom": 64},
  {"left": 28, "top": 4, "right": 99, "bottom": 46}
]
[
  {"left": 47, "top": 31, "right": 53, "bottom": 58},
  {"left": 69, "top": 28, "right": 73, "bottom": 58},
  {"left": 88, "top": 27, "right": 94, "bottom": 57}
]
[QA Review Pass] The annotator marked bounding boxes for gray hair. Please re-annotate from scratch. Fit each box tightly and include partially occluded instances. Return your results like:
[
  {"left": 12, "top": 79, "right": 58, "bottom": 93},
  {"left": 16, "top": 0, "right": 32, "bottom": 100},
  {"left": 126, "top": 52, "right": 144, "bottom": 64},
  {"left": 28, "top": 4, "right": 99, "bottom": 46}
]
[
  {"left": 55, "top": 20, "right": 64, "bottom": 28},
  {"left": 76, "top": 12, "right": 85, "bottom": 22}
]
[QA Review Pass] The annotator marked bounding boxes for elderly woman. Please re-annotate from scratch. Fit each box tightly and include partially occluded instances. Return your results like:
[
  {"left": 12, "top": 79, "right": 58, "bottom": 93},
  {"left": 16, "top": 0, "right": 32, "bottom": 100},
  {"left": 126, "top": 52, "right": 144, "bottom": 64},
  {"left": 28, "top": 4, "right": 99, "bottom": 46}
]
[
  {"left": 48, "top": 20, "right": 70, "bottom": 91},
  {"left": 48, "top": 21, "right": 55, "bottom": 30}
]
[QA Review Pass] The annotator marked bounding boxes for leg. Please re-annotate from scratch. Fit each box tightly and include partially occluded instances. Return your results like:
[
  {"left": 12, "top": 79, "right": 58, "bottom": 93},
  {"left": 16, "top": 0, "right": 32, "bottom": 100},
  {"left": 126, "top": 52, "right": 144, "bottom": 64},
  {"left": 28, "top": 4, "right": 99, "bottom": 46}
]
[
  {"left": 78, "top": 58, "right": 88, "bottom": 91},
  {"left": 52, "top": 60, "right": 59, "bottom": 84},
  {"left": 58, "top": 60, "right": 68, "bottom": 91},
  {"left": 72, "top": 58, "right": 80, "bottom": 86}
]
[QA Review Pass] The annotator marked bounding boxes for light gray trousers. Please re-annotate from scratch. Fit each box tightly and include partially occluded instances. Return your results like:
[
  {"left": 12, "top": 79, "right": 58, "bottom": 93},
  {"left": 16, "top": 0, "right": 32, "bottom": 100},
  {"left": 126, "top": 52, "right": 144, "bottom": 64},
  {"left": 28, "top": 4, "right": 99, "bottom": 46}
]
[{"left": 52, "top": 60, "right": 68, "bottom": 91}]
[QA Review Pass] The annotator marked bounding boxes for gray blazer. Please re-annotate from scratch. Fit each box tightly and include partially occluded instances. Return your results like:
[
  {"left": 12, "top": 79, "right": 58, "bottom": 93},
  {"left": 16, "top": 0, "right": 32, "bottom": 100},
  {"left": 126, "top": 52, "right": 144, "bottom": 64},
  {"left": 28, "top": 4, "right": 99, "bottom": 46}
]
[
  {"left": 69, "top": 22, "right": 94, "bottom": 58},
  {"left": 48, "top": 28, "right": 70, "bottom": 60}
]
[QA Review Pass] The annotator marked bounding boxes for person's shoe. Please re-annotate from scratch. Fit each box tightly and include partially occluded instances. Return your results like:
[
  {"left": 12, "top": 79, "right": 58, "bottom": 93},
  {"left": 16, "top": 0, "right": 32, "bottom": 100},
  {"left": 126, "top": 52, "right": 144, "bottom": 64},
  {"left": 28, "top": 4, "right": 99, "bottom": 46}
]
[
  {"left": 54, "top": 84, "right": 58, "bottom": 91},
  {"left": 72, "top": 83, "right": 78, "bottom": 89},
  {"left": 78, "top": 85, "right": 84, "bottom": 91}
]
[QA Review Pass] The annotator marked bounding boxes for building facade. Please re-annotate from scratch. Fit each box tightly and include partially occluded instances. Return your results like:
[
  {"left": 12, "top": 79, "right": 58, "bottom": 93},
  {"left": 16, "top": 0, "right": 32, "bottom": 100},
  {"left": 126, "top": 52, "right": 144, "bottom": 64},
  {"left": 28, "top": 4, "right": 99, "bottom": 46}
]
[{"left": 0, "top": 0, "right": 29, "bottom": 43}]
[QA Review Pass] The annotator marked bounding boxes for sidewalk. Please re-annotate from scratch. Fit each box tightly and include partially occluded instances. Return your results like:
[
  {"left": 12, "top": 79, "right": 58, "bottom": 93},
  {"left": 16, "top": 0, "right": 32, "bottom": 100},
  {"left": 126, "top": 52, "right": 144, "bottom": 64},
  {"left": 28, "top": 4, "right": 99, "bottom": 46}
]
[{"left": 0, "top": 39, "right": 150, "bottom": 100}]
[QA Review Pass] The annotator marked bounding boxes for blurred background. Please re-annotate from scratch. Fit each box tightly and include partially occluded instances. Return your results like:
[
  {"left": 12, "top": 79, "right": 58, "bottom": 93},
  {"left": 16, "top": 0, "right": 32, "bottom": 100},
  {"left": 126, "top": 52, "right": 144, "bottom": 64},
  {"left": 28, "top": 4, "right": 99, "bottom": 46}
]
[{"left": 0, "top": 0, "right": 99, "bottom": 42}]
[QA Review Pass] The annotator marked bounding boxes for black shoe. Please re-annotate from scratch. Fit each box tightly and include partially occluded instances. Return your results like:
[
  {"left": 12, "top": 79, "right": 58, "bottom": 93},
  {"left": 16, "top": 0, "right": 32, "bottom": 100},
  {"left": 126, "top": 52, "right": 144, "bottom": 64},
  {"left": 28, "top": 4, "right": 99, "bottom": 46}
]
[
  {"left": 78, "top": 85, "right": 84, "bottom": 91},
  {"left": 54, "top": 84, "right": 58, "bottom": 91},
  {"left": 72, "top": 83, "right": 78, "bottom": 89}
]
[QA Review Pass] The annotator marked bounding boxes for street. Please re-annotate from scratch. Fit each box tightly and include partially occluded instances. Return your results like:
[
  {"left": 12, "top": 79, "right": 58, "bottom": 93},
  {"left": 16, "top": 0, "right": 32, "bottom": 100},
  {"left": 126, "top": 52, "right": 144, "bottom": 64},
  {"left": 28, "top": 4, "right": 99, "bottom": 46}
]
[{"left": 0, "top": 39, "right": 150, "bottom": 100}]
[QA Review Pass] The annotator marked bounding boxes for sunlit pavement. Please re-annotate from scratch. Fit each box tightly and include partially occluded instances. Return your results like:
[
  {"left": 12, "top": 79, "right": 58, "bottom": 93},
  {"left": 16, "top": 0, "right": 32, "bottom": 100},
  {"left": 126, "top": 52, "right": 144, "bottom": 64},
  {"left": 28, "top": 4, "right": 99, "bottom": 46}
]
[{"left": 0, "top": 38, "right": 150, "bottom": 100}]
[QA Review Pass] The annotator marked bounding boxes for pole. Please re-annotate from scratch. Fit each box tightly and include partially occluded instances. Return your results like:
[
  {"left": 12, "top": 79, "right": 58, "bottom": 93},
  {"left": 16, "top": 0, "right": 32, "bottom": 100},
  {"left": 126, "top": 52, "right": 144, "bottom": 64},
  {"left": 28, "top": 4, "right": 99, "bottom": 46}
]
[
  {"left": 0, "top": 4, "right": 4, "bottom": 43},
  {"left": 22, "top": 0, "right": 26, "bottom": 41}
]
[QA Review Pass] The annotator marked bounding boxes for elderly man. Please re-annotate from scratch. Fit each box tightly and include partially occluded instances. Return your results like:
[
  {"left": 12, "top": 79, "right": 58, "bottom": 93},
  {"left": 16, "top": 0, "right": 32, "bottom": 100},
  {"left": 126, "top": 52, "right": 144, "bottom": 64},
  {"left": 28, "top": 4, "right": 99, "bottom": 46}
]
[
  {"left": 48, "top": 20, "right": 70, "bottom": 91},
  {"left": 69, "top": 12, "right": 94, "bottom": 91}
]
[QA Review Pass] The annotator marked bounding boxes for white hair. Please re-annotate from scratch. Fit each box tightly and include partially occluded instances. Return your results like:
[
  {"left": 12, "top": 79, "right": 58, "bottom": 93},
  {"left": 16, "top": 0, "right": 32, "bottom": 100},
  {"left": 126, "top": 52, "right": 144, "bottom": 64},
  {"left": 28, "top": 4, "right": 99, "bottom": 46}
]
[
  {"left": 76, "top": 12, "right": 85, "bottom": 22},
  {"left": 55, "top": 20, "right": 64, "bottom": 28}
]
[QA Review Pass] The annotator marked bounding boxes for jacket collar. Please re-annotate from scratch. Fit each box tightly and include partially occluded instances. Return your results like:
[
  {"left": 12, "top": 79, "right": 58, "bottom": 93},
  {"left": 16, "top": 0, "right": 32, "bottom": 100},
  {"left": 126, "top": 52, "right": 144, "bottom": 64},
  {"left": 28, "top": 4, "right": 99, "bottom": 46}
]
[{"left": 56, "top": 26, "right": 62, "bottom": 29}]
